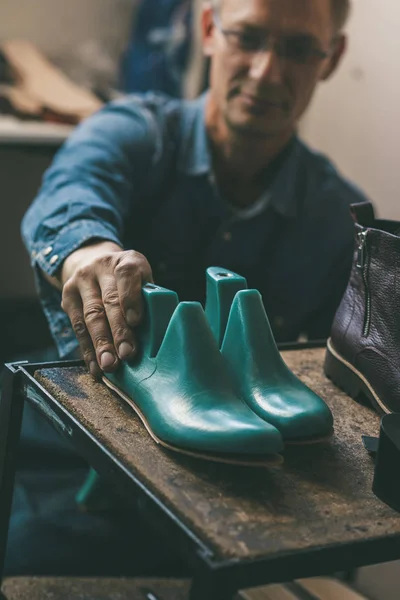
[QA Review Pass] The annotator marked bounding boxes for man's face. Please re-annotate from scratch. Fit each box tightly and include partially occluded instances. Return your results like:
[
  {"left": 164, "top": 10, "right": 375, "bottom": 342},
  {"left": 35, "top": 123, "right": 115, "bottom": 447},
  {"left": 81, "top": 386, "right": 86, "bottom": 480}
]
[{"left": 203, "top": 0, "right": 345, "bottom": 138}]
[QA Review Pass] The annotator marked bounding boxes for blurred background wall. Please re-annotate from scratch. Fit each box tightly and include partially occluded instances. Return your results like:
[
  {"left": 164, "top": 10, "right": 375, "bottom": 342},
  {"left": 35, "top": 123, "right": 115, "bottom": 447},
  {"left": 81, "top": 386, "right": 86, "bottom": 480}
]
[{"left": 300, "top": 0, "right": 400, "bottom": 218}]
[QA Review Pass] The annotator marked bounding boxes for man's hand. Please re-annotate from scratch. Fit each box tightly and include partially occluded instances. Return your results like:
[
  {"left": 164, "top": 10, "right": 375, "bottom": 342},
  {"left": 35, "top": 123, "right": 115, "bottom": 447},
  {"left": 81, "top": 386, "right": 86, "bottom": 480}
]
[{"left": 60, "top": 241, "right": 153, "bottom": 378}]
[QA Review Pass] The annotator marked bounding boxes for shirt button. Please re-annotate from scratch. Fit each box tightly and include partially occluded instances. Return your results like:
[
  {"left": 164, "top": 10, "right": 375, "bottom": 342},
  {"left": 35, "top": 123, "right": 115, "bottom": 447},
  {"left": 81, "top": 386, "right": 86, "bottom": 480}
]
[
  {"left": 222, "top": 231, "right": 232, "bottom": 242},
  {"left": 49, "top": 255, "right": 59, "bottom": 265},
  {"left": 43, "top": 246, "right": 53, "bottom": 256},
  {"left": 31, "top": 251, "right": 37, "bottom": 259}
]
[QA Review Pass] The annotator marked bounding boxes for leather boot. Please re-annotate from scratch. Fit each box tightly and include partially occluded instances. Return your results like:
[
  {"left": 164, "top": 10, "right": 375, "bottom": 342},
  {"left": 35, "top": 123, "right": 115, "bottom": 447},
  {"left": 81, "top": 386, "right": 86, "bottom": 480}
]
[
  {"left": 205, "top": 268, "right": 333, "bottom": 442},
  {"left": 324, "top": 202, "right": 400, "bottom": 414},
  {"left": 104, "top": 283, "right": 284, "bottom": 465}
]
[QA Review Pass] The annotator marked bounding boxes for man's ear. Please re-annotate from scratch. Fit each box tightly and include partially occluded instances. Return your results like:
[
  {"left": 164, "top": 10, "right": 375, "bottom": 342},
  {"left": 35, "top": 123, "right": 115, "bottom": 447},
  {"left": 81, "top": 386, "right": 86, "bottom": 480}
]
[
  {"left": 202, "top": 3, "right": 216, "bottom": 57},
  {"left": 320, "top": 34, "right": 347, "bottom": 81}
]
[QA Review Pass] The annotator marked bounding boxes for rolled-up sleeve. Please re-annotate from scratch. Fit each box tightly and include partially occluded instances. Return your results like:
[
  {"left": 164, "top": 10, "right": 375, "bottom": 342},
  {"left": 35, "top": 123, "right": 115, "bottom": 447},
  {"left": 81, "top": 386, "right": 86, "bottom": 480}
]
[{"left": 21, "top": 96, "right": 159, "bottom": 356}]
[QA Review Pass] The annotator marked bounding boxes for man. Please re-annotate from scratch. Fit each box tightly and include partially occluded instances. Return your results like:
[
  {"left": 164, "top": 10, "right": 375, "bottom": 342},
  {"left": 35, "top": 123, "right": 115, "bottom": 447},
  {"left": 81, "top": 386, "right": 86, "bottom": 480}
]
[
  {"left": 14, "top": 0, "right": 368, "bottom": 576},
  {"left": 22, "top": 0, "right": 367, "bottom": 379}
]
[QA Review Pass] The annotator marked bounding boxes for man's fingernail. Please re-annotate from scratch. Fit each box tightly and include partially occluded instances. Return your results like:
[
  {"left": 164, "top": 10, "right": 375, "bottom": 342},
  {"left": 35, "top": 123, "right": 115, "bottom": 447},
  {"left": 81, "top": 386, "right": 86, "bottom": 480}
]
[
  {"left": 89, "top": 361, "right": 99, "bottom": 378},
  {"left": 100, "top": 352, "right": 115, "bottom": 369},
  {"left": 118, "top": 342, "right": 134, "bottom": 359},
  {"left": 126, "top": 309, "right": 137, "bottom": 326}
]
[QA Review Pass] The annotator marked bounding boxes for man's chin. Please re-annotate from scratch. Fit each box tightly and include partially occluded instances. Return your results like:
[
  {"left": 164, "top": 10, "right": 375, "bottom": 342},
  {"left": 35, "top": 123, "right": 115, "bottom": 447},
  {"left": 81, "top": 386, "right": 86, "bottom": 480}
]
[{"left": 225, "top": 113, "right": 287, "bottom": 139}]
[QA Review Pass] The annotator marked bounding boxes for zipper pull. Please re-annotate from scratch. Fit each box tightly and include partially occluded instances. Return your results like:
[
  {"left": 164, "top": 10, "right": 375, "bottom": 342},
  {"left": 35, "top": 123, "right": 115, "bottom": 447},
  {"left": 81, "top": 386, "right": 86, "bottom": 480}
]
[{"left": 356, "top": 229, "right": 368, "bottom": 269}]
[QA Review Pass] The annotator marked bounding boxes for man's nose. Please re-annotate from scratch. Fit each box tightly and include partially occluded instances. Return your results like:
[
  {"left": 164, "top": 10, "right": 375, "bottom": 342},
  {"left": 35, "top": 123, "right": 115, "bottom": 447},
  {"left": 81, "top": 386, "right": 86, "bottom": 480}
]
[{"left": 249, "top": 48, "right": 283, "bottom": 84}]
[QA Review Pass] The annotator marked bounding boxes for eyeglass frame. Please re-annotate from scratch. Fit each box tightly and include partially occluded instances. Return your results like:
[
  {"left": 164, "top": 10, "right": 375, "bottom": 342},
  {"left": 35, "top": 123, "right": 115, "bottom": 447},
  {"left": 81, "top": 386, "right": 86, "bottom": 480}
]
[{"left": 212, "top": 12, "right": 336, "bottom": 67}]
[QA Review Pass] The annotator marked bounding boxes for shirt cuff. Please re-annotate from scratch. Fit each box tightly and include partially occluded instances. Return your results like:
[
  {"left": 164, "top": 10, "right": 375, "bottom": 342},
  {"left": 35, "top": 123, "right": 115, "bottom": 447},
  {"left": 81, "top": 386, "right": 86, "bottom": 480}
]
[
  {"left": 30, "top": 219, "right": 123, "bottom": 276},
  {"left": 34, "top": 267, "right": 78, "bottom": 358}
]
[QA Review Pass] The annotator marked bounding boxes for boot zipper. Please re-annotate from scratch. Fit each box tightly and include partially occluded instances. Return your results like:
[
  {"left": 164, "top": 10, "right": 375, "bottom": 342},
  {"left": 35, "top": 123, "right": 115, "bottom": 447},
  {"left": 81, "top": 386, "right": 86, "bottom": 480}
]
[{"left": 356, "top": 229, "right": 371, "bottom": 336}]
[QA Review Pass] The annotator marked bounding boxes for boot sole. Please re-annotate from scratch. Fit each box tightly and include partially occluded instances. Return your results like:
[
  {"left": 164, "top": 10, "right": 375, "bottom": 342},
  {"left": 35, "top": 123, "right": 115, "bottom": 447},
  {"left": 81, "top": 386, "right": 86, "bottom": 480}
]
[
  {"left": 103, "top": 377, "right": 283, "bottom": 467},
  {"left": 324, "top": 338, "right": 390, "bottom": 415}
]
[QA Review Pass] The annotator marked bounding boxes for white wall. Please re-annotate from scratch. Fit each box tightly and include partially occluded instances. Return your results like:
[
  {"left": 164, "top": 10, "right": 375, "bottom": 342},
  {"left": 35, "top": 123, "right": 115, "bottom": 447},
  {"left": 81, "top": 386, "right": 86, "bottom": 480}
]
[{"left": 300, "top": 0, "right": 400, "bottom": 218}]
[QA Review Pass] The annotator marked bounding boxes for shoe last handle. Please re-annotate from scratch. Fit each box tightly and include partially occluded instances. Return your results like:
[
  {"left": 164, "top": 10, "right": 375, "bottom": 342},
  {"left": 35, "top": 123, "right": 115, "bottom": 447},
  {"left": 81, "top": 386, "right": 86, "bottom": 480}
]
[
  {"left": 205, "top": 267, "right": 247, "bottom": 347},
  {"left": 141, "top": 284, "right": 179, "bottom": 357}
]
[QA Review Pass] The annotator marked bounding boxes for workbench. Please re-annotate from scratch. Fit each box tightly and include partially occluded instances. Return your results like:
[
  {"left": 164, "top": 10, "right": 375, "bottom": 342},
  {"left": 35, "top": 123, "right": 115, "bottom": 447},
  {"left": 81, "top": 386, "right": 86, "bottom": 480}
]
[{"left": 1, "top": 346, "right": 399, "bottom": 599}]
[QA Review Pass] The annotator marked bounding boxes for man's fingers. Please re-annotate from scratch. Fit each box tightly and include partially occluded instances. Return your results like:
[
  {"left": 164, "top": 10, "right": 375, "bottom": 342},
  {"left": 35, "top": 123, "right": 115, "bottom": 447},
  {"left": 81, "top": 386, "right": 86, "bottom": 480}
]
[
  {"left": 115, "top": 253, "right": 153, "bottom": 326},
  {"left": 116, "top": 268, "right": 143, "bottom": 326},
  {"left": 62, "top": 291, "right": 101, "bottom": 379},
  {"left": 77, "top": 279, "right": 119, "bottom": 372},
  {"left": 61, "top": 249, "right": 154, "bottom": 376},
  {"left": 99, "top": 274, "right": 136, "bottom": 359}
]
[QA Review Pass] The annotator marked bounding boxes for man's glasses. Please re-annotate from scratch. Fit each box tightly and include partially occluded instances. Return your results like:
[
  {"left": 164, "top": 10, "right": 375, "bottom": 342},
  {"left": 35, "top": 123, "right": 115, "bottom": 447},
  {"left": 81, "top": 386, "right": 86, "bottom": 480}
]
[{"left": 214, "top": 15, "right": 332, "bottom": 67}]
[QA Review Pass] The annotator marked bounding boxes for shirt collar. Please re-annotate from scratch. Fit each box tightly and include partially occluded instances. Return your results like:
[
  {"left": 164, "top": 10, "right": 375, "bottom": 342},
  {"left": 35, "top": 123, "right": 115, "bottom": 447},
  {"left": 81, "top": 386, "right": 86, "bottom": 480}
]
[{"left": 177, "top": 90, "right": 304, "bottom": 219}]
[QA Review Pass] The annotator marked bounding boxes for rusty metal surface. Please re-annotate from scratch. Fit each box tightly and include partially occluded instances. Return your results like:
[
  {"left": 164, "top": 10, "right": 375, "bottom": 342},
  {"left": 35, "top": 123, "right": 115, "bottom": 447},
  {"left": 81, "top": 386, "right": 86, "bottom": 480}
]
[{"left": 34, "top": 349, "right": 400, "bottom": 563}]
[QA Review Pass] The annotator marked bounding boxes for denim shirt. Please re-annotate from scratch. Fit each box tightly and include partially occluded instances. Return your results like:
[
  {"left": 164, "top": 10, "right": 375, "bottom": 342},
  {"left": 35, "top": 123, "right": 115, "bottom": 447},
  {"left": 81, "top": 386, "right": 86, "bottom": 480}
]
[{"left": 21, "top": 92, "right": 369, "bottom": 358}]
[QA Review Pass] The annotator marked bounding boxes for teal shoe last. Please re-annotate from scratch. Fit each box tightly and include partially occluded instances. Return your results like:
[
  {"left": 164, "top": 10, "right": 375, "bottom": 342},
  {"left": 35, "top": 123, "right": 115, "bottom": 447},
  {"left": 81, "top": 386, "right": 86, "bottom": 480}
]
[
  {"left": 104, "top": 283, "right": 284, "bottom": 465},
  {"left": 205, "top": 268, "right": 334, "bottom": 443}
]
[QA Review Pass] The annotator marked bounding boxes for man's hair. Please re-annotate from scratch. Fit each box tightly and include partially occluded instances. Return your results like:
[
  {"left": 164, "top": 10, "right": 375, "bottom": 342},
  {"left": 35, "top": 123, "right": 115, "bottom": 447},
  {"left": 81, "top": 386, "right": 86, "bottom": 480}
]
[
  {"left": 333, "top": 0, "right": 351, "bottom": 30},
  {"left": 210, "top": 0, "right": 351, "bottom": 32}
]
